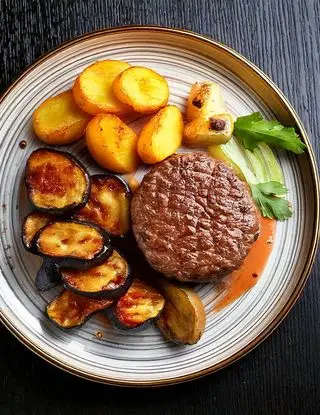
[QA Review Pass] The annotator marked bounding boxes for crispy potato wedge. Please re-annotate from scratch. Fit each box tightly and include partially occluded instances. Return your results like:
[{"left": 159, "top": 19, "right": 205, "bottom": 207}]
[
  {"left": 112, "top": 66, "right": 169, "bottom": 114},
  {"left": 86, "top": 114, "right": 139, "bottom": 173},
  {"left": 155, "top": 278, "right": 206, "bottom": 345},
  {"left": 183, "top": 113, "right": 234, "bottom": 147},
  {"left": 33, "top": 90, "right": 91, "bottom": 145},
  {"left": 185, "top": 82, "right": 226, "bottom": 121},
  {"left": 137, "top": 105, "right": 183, "bottom": 164},
  {"left": 72, "top": 60, "right": 131, "bottom": 115}
]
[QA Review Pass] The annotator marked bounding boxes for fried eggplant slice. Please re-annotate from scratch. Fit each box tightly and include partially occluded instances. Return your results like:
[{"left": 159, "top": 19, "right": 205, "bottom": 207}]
[
  {"left": 34, "top": 220, "right": 112, "bottom": 270},
  {"left": 35, "top": 259, "right": 61, "bottom": 291},
  {"left": 155, "top": 279, "right": 206, "bottom": 345},
  {"left": 22, "top": 211, "right": 53, "bottom": 252},
  {"left": 25, "top": 149, "right": 90, "bottom": 215},
  {"left": 46, "top": 289, "right": 113, "bottom": 329},
  {"left": 61, "top": 250, "right": 132, "bottom": 299},
  {"left": 75, "top": 174, "right": 131, "bottom": 237},
  {"left": 109, "top": 279, "right": 165, "bottom": 331}
]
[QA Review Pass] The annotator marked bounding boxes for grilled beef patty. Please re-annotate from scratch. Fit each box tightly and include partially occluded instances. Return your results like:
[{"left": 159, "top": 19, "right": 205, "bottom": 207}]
[{"left": 131, "top": 153, "right": 260, "bottom": 282}]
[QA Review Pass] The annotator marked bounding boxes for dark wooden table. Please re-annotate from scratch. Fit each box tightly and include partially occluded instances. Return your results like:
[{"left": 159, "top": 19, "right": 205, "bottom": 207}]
[{"left": 1, "top": 1, "right": 319, "bottom": 414}]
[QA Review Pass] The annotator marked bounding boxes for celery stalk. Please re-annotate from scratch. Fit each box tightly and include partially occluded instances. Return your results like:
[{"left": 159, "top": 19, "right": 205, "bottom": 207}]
[
  {"left": 257, "top": 143, "right": 284, "bottom": 184},
  {"left": 208, "top": 137, "right": 258, "bottom": 184},
  {"left": 208, "top": 137, "right": 284, "bottom": 186}
]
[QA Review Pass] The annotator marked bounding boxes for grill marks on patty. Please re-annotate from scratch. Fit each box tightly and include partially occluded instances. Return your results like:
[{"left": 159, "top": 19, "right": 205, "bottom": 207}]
[{"left": 131, "top": 153, "right": 260, "bottom": 283}]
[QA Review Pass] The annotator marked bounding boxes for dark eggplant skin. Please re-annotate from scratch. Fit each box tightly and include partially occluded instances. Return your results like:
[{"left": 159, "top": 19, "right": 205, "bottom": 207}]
[
  {"left": 74, "top": 173, "right": 132, "bottom": 238},
  {"left": 107, "top": 279, "right": 165, "bottom": 332},
  {"left": 35, "top": 260, "right": 61, "bottom": 291},
  {"left": 34, "top": 220, "right": 113, "bottom": 270},
  {"left": 61, "top": 249, "right": 133, "bottom": 299},
  {"left": 25, "top": 148, "right": 91, "bottom": 215},
  {"left": 21, "top": 211, "right": 53, "bottom": 253},
  {"left": 46, "top": 289, "right": 113, "bottom": 329}
]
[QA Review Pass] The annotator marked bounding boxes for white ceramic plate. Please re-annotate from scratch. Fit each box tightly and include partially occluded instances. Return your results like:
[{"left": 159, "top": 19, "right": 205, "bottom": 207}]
[{"left": 0, "top": 27, "right": 319, "bottom": 386}]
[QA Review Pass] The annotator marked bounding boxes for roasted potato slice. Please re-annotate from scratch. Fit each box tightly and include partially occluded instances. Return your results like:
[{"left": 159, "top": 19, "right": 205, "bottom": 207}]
[
  {"left": 33, "top": 90, "right": 91, "bottom": 145},
  {"left": 112, "top": 66, "right": 169, "bottom": 114},
  {"left": 72, "top": 60, "right": 131, "bottom": 115},
  {"left": 183, "top": 113, "right": 234, "bottom": 147},
  {"left": 86, "top": 114, "right": 139, "bottom": 173},
  {"left": 137, "top": 105, "right": 183, "bottom": 164},
  {"left": 155, "top": 278, "right": 206, "bottom": 345},
  {"left": 185, "top": 82, "right": 226, "bottom": 121}
]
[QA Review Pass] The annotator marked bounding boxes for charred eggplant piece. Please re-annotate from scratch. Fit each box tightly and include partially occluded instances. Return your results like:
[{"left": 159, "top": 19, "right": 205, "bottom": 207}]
[
  {"left": 25, "top": 148, "right": 90, "bottom": 215},
  {"left": 22, "top": 211, "right": 53, "bottom": 253},
  {"left": 35, "top": 260, "right": 61, "bottom": 291},
  {"left": 109, "top": 279, "right": 165, "bottom": 331},
  {"left": 61, "top": 249, "right": 132, "bottom": 299},
  {"left": 46, "top": 289, "right": 113, "bottom": 329},
  {"left": 34, "top": 220, "right": 112, "bottom": 270},
  {"left": 75, "top": 174, "right": 131, "bottom": 237}
]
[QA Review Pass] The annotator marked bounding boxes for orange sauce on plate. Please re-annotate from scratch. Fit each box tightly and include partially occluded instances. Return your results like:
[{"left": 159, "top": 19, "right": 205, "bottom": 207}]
[{"left": 214, "top": 217, "right": 275, "bottom": 311}]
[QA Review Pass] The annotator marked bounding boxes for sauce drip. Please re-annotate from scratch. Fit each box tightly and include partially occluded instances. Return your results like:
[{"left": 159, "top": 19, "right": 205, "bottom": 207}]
[
  {"left": 214, "top": 217, "right": 275, "bottom": 311},
  {"left": 19, "top": 140, "right": 27, "bottom": 149}
]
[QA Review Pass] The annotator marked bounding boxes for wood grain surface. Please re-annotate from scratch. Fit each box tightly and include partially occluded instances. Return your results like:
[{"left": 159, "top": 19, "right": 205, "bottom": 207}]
[{"left": 1, "top": 0, "right": 319, "bottom": 414}]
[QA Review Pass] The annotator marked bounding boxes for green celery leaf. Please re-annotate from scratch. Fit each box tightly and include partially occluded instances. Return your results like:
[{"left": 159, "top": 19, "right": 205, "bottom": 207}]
[
  {"left": 234, "top": 112, "right": 306, "bottom": 154},
  {"left": 249, "top": 182, "right": 292, "bottom": 221},
  {"left": 254, "top": 181, "right": 288, "bottom": 196}
]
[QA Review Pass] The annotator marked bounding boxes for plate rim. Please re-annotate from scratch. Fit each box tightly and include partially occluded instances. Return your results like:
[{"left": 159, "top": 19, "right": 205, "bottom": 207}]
[{"left": 0, "top": 25, "right": 319, "bottom": 387}]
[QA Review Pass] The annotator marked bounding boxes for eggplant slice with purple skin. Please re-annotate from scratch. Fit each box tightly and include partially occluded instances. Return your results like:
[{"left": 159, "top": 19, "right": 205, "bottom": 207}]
[
  {"left": 109, "top": 279, "right": 165, "bottom": 331},
  {"left": 25, "top": 148, "right": 91, "bottom": 215},
  {"left": 61, "top": 249, "right": 132, "bottom": 299},
  {"left": 35, "top": 259, "right": 61, "bottom": 291},
  {"left": 34, "top": 220, "right": 112, "bottom": 270},
  {"left": 75, "top": 174, "right": 131, "bottom": 237},
  {"left": 22, "top": 211, "right": 54, "bottom": 253},
  {"left": 46, "top": 289, "right": 113, "bottom": 329}
]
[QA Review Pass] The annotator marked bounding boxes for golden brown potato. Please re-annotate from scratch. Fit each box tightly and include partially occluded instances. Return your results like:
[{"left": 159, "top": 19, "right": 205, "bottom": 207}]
[
  {"left": 112, "top": 66, "right": 169, "bottom": 114},
  {"left": 185, "top": 82, "right": 226, "bottom": 121},
  {"left": 155, "top": 278, "right": 206, "bottom": 345},
  {"left": 137, "top": 105, "right": 183, "bottom": 164},
  {"left": 183, "top": 113, "right": 234, "bottom": 147},
  {"left": 86, "top": 113, "right": 139, "bottom": 173},
  {"left": 72, "top": 60, "right": 131, "bottom": 115},
  {"left": 32, "top": 90, "right": 91, "bottom": 145}
]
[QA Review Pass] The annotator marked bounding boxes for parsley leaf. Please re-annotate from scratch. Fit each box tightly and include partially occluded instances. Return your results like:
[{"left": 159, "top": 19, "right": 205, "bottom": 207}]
[
  {"left": 234, "top": 112, "right": 306, "bottom": 154},
  {"left": 249, "top": 181, "right": 292, "bottom": 221}
]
